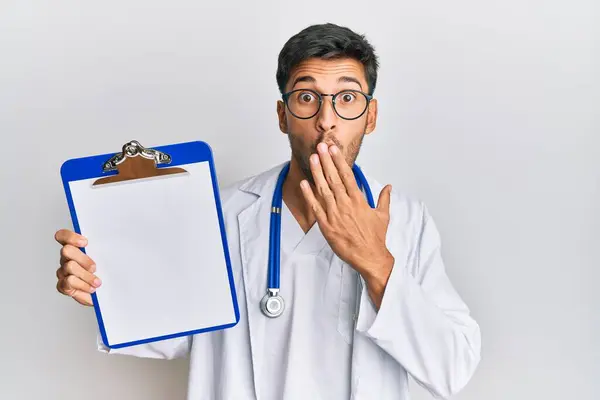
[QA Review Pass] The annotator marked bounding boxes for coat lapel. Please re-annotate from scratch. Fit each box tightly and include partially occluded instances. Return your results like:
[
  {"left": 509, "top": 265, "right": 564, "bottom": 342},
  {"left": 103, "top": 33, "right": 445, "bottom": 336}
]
[{"left": 236, "top": 163, "right": 287, "bottom": 399}]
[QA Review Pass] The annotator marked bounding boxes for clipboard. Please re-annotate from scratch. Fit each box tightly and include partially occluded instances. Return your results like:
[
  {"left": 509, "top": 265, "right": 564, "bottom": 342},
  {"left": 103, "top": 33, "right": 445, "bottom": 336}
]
[{"left": 60, "top": 140, "right": 240, "bottom": 349}]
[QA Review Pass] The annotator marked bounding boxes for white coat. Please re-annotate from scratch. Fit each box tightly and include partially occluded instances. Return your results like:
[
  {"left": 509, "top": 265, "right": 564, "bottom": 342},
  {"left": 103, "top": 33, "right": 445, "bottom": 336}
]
[{"left": 98, "top": 162, "right": 481, "bottom": 400}]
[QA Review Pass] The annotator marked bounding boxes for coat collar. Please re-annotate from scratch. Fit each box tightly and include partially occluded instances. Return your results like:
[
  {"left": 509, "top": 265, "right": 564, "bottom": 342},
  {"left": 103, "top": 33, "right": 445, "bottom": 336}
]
[{"left": 238, "top": 161, "right": 288, "bottom": 199}]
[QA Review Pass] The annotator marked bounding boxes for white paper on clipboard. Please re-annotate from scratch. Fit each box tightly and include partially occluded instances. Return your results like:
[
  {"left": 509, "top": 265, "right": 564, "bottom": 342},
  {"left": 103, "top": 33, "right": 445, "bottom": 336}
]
[{"left": 62, "top": 141, "right": 238, "bottom": 348}]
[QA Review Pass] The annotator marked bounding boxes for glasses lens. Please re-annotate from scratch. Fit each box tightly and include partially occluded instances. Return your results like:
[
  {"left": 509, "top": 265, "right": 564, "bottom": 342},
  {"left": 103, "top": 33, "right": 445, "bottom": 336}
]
[
  {"left": 334, "top": 90, "right": 368, "bottom": 119},
  {"left": 287, "top": 90, "right": 320, "bottom": 118}
]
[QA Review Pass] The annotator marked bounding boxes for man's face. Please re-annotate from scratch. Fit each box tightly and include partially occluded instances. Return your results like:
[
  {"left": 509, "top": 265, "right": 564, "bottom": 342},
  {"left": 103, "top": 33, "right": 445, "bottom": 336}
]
[{"left": 277, "top": 57, "right": 378, "bottom": 185}]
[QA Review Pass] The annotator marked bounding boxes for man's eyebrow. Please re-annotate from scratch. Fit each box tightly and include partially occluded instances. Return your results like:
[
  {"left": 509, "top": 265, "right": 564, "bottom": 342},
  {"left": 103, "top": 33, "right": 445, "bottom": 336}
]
[
  {"left": 338, "top": 76, "right": 363, "bottom": 90},
  {"left": 290, "top": 75, "right": 364, "bottom": 90},
  {"left": 291, "top": 76, "right": 316, "bottom": 89}
]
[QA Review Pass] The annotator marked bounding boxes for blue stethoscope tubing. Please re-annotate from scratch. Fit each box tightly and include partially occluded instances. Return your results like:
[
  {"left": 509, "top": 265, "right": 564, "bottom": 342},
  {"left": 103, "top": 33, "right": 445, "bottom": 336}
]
[{"left": 260, "top": 161, "right": 375, "bottom": 318}]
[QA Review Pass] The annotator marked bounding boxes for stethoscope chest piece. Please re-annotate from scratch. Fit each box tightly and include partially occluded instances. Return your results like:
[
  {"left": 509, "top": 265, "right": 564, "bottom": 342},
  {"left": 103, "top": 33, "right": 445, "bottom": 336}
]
[{"left": 260, "top": 289, "right": 285, "bottom": 318}]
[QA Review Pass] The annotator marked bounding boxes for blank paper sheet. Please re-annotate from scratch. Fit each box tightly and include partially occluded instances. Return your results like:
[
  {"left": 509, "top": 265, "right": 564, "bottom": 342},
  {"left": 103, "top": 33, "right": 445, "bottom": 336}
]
[{"left": 68, "top": 161, "right": 236, "bottom": 347}]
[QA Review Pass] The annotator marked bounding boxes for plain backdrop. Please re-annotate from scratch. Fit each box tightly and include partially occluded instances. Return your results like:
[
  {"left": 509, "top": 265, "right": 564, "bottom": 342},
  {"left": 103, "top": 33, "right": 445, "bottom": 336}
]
[{"left": 0, "top": 1, "right": 597, "bottom": 399}]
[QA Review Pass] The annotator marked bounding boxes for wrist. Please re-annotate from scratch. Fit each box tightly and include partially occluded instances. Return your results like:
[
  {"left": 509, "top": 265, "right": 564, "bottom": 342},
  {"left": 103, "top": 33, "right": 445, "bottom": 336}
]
[
  {"left": 357, "top": 250, "right": 394, "bottom": 310},
  {"left": 360, "top": 249, "right": 394, "bottom": 288}
]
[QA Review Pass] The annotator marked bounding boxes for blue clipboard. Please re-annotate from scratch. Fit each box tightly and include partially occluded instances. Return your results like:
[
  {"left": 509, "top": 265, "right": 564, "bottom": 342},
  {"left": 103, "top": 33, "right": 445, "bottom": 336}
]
[{"left": 60, "top": 140, "right": 240, "bottom": 349}]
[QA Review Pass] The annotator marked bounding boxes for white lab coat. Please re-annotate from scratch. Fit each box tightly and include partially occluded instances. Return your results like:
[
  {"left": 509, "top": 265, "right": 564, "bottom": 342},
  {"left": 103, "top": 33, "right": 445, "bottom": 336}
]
[{"left": 98, "top": 162, "right": 481, "bottom": 400}]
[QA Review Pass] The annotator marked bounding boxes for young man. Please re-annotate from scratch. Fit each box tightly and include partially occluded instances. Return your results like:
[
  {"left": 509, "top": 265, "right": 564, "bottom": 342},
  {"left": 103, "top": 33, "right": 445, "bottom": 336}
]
[{"left": 54, "top": 23, "right": 481, "bottom": 399}]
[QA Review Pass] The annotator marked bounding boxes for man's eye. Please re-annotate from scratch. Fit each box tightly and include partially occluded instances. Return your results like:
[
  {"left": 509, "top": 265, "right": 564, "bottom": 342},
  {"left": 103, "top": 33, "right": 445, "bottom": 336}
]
[
  {"left": 299, "top": 92, "right": 315, "bottom": 103},
  {"left": 339, "top": 92, "right": 356, "bottom": 103}
]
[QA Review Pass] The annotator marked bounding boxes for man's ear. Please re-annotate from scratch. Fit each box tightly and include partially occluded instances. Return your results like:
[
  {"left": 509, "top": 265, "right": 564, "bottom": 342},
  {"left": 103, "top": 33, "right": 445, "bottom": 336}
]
[
  {"left": 365, "top": 98, "right": 378, "bottom": 135},
  {"left": 277, "top": 100, "right": 288, "bottom": 134}
]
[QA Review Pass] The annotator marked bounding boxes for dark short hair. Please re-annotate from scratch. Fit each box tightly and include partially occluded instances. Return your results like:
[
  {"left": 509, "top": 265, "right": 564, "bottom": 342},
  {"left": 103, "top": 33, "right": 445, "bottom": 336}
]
[{"left": 276, "top": 23, "right": 379, "bottom": 96}]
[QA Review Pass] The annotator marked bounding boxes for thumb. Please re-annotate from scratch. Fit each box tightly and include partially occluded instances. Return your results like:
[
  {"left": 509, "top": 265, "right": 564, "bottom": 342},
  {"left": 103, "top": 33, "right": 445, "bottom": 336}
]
[{"left": 376, "top": 184, "right": 392, "bottom": 213}]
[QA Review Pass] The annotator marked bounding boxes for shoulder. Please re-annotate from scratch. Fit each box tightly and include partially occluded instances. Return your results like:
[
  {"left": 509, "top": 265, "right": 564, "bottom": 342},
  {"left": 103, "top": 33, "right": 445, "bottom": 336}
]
[
  {"left": 366, "top": 175, "right": 425, "bottom": 219},
  {"left": 364, "top": 175, "right": 432, "bottom": 238},
  {"left": 217, "top": 162, "right": 285, "bottom": 214}
]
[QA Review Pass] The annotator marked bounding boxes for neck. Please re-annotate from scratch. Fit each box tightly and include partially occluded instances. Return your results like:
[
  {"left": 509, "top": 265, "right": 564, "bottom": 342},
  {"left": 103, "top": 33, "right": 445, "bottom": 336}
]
[{"left": 281, "top": 157, "right": 323, "bottom": 234}]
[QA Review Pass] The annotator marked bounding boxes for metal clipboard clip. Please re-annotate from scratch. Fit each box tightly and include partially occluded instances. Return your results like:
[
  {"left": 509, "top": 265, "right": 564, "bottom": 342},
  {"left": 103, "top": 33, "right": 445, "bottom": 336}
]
[{"left": 93, "top": 140, "right": 188, "bottom": 186}]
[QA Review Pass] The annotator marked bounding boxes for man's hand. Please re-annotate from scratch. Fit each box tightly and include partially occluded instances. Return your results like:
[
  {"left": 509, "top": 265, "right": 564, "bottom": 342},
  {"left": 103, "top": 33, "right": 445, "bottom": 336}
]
[
  {"left": 299, "top": 142, "right": 395, "bottom": 307},
  {"left": 54, "top": 229, "right": 101, "bottom": 306}
]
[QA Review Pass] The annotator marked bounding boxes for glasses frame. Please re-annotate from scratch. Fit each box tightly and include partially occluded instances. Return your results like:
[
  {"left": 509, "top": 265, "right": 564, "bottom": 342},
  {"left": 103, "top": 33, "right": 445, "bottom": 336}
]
[{"left": 282, "top": 88, "right": 373, "bottom": 121}]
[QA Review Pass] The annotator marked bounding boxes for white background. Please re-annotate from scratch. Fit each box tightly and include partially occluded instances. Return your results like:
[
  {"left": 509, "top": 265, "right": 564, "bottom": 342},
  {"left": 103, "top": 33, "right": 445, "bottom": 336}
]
[{"left": 0, "top": 1, "right": 597, "bottom": 399}]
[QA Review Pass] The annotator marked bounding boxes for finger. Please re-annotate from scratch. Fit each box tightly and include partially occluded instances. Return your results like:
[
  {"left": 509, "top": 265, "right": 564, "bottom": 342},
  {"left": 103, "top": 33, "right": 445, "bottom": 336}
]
[
  {"left": 60, "top": 245, "right": 95, "bottom": 272},
  {"left": 56, "top": 278, "right": 93, "bottom": 307},
  {"left": 62, "top": 260, "right": 102, "bottom": 289},
  {"left": 376, "top": 184, "right": 393, "bottom": 214},
  {"left": 309, "top": 153, "right": 337, "bottom": 212},
  {"left": 72, "top": 291, "right": 94, "bottom": 306},
  {"left": 55, "top": 229, "right": 88, "bottom": 247},
  {"left": 55, "top": 267, "right": 96, "bottom": 302},
  {"left": 56, "top": 278, "right": 66, "bottom": 295},
  {"left": 60, "top": 254, "right": 96, "bottom": 274},
  {"left": 329, "top": 145, "right": 362, "bottom": 199},
  {"left": 316, "top": 143, "right": 348, "bottom": 200},
  {"left": 59, "top": 274, "right": 97, "bottom": 295},
  {"left": 300, "top": 179, "right": 329, "bottom": 226}
]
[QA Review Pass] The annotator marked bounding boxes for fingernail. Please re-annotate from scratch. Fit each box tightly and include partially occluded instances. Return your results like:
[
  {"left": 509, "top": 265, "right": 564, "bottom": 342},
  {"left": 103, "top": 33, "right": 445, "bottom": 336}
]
[
  {"left": 318, "top": 143, "right": 328, "bottom": 153},
  {"left": 78, "top": 239, "right": 87, "bottom": 247},
  {"left": 311, "top": 154, "right": 319, "bottom": 165},
  {"left": 93, "top": 278, "right": 102, "bottom": 287},
  {"left": 300, "top": 180, "right": 309, "bottom": 189},
  {"left": 330, "top": 145, "right": 338, "bottom": 155},
  {"left": 90, "top": 264, "right": 96, "bottom": 273}
]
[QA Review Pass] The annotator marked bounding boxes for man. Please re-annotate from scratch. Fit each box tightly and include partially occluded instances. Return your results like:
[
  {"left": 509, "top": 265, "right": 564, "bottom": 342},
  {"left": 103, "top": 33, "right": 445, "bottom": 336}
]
[{"left": 54, "top": 23, "right": 481, "bottom": 399}]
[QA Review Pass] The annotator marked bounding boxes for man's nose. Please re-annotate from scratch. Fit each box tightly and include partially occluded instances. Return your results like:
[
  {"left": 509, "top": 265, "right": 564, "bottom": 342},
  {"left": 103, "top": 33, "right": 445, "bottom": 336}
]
[{"left": 316, "top": 96, "right": 337, "bottom": 133}]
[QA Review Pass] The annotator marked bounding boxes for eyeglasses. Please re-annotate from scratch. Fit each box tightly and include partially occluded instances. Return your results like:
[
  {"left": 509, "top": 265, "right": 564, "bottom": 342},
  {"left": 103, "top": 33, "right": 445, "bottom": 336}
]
[{"left": 282, "top": 89, "right": 373, "bottom": 120}]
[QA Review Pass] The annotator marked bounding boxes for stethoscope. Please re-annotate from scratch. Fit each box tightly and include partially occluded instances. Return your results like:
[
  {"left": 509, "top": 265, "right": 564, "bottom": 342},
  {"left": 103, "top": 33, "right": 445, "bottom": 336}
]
[{"left": 260, "top": 161, "right": 376, "bottom": 318}]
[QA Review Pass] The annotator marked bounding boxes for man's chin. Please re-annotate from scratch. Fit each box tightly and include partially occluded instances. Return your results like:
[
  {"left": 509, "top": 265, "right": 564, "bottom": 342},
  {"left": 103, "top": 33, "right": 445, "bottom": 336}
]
[{"left": 299, "top": 162, "right": 315, "bottom": 187}]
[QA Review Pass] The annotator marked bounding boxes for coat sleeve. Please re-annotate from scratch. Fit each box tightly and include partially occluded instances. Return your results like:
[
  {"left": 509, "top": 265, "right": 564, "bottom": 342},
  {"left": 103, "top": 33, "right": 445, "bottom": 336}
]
[
  {"left": 96, "top": 332, "right": 192, "bottom": 360},
  {"left": 355, "top": 201, "right": 481, "bottom": 399}
]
